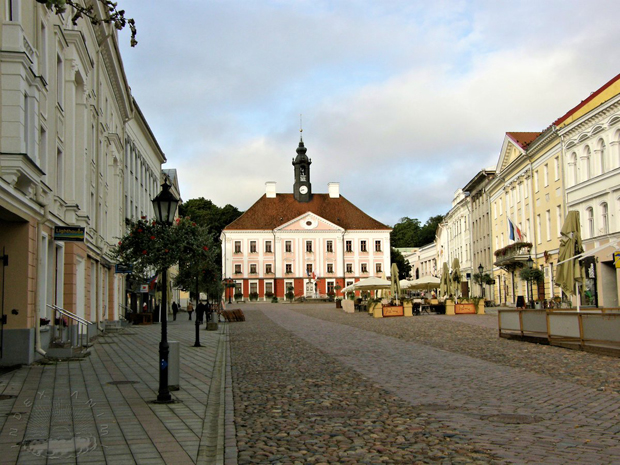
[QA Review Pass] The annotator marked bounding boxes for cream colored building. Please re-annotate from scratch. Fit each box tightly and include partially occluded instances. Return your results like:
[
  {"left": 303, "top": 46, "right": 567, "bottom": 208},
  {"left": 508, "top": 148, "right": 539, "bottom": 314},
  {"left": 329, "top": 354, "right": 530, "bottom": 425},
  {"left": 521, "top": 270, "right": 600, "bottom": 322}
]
[
  {"left": 557, "top": 74, "right": 620, "bottom": 307},
  {"left": 0, "top": 2, "right": 166, "bottom": 364}
]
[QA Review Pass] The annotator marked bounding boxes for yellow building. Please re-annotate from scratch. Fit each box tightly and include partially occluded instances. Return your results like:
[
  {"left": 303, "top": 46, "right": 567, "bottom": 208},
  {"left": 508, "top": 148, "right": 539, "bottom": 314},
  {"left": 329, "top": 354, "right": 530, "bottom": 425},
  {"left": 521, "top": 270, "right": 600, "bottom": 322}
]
[{"left": 488, "top": 129, "right": 564, "bottom": 305}]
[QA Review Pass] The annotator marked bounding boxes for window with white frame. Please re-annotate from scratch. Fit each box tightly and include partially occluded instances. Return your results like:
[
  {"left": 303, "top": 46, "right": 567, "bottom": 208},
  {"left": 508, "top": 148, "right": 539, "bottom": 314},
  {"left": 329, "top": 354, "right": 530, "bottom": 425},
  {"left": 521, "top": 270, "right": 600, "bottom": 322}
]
[
  {"left": 601, "top": 203, "right": 609, "bottom": 235},
  {"left": 554, "top": 157, "right": 560, "bottom": 181},
  {"left": 360, "top": 240, "right": 367, "bottom": 252},
  {"left": 249, "top": 264, "right": 257, "bottom": 274},
  {"left": 265, "top": 264, "right": 272, "bottom": 274},
  {"left": 536, "top": 214, "right": 542, "bottom": 244},
  {"left": 250, "top": 241, "right": 257, "bottom": 253},
  {"left": 234, "top": 241, "right": 241, "bottom": 253},
  {"left": 306, "top": 263, "right": 313, "bottom": 275},
  {"left": 361, "top": 263, "right": 368, "bottom": 273},
  {"left": 544, "top": 164, "right": 549, "bottom": 187},
  {"left": 556, "top": 206, "right": 562, "bottom": 238},
  {"left": 345, "top": 240, "right": 352, "bottom": 252},
  {"left": 57, "top": 54, "right": 64, "bottom": 109},
  {"left": 587, "top": 207, "right": 594, "bottom": 237},
  {"left": 285, "top": 263, "right": 292, "bottom": 274},
  {"left": 346, "top": 263, "right": 353, "bottom": 273},
  {"left": 326, "top": 263, "right": 334, "bottom": 273},
  {"left": 234, "top": 264, "right": 242, "bottom": 274},
  {"left": 546, "top": 210, "right": 551, "bottom": 241},
  {"left": 285, "top": 241, "right": 292, "bottom": 253},
  {"left": 375, "top": 240, "right": 382, "bottom": 252},
  {"left": 376, "top": 262, "right": 382, "bottom": 273},
  {"left": 326, "top": 240, "right": 333, "bottom": 253},
  {"left": 306, "top": 241, "right": 313, "bottom": 253},
  {"left": 534, "top": 171, "right": 539, "bottom": 192},
  {"left": 265, "top": 241, "right": 272, "bottom": 253},
  {"left": 265, "top": 282, "right": 273, "bottom": 294}
]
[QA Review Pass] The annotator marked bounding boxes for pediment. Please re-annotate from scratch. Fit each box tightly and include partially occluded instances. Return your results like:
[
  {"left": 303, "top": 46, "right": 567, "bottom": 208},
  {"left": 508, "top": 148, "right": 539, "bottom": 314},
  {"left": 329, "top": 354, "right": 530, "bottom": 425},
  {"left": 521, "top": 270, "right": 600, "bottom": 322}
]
[
  {"left": 497, "top": 138, "right": 524, "bottom": 174},
  {"left": 276, "top": 212, "right": 343, "bottom": 232}
]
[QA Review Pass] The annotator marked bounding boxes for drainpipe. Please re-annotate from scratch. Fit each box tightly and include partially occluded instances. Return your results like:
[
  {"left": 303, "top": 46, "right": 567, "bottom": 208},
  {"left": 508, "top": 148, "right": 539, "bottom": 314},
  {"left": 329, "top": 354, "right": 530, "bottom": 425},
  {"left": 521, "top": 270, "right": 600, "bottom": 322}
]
[
  {"left": 34, "top": 203, "right": 50, "bottom": 357},
  {"left": 272, "top": 230, "right": 277, "bottom": 298}
]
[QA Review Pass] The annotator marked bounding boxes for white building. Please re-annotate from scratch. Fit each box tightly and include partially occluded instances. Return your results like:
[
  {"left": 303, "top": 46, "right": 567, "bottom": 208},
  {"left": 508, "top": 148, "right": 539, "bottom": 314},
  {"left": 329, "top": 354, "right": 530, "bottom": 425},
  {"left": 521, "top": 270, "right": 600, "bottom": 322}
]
[
  {"left": 0, "top": 2, "right": 167, "bottom": 364},
  {"left": 221, "top": 139, "right": 391, "bottom": 300},
  {"left": 557, "top": 74, "right": 620, "bottom": 307}
]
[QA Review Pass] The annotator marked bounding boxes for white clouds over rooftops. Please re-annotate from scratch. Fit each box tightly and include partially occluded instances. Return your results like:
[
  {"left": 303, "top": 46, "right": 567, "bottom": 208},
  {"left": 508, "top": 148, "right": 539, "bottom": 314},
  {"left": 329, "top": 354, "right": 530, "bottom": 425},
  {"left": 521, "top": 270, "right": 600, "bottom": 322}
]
[{"left": 120, "top": 0, "right": 620, "bottom": 226}]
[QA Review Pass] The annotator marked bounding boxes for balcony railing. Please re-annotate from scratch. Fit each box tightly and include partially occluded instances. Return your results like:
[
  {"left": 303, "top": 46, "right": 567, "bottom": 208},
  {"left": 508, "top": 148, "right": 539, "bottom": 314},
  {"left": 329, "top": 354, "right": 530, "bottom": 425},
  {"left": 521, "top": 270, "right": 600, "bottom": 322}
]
[{"left": 494, "top": 242, "right": 533, "bottom": 267}]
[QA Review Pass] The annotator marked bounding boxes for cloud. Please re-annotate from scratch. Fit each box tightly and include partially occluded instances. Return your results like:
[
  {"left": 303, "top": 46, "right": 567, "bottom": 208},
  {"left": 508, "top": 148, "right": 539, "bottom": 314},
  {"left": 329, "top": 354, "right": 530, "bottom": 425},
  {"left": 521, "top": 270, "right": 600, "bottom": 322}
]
[{"left": 119, "top": 0, "right": 620, "bottom": 227}]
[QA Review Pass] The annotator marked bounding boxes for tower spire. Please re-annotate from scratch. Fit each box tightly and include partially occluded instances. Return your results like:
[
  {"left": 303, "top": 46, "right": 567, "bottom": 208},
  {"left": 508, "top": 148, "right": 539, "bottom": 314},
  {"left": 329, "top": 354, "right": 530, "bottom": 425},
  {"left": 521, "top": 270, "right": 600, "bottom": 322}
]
[{"left": 300, "top": 114, "right": 303, "bottom": 142}]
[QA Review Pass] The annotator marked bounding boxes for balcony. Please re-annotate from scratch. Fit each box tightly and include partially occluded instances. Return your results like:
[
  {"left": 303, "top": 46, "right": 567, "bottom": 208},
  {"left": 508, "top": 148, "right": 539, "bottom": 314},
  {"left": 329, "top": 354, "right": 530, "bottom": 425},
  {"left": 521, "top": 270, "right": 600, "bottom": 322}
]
[
  {"left": 494, "top": 242, "right": 533, "bottom": 268},
  {"left": 0, "top": 153, "right": 44, "bottom": 198}
]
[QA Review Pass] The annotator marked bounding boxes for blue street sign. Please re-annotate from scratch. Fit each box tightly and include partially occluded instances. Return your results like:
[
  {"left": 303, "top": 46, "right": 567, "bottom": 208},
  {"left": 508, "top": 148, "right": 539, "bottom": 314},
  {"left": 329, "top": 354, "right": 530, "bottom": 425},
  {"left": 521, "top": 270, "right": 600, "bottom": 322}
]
[{"left": 161, "top": 360, "right": 168, "bottom": 370}]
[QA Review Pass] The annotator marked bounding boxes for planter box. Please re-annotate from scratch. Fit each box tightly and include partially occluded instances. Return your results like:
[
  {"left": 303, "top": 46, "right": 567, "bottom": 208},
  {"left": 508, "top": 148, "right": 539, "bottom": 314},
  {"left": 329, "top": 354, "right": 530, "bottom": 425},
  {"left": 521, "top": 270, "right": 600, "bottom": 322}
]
[
  {"left": 342, "top": 299, "right": 355, "bottom": 313},
  {"left": 455, "top": 303, "right": 476, "bottom": 314},
  {"left": 382, "top": 305, "right": 404, "bottom": 317}
]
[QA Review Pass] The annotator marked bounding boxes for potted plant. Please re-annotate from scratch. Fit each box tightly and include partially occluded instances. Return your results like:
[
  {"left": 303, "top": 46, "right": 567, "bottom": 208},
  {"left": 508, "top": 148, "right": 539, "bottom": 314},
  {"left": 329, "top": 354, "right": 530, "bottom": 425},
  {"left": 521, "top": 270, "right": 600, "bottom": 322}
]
[
  {"left": 327, "top": 291, "right": 335, "bottom": 302},
  {"left": 265, "top": 291, "right": 274, "bottom": 299},
  {"left": 249, "top": 291, "right": 259, "bottom": 301},
  {"left": 285, "top": 285, "right": 295, "bottom": 302},
  {"left": 271, "top": 296, "right": 278, "bottom": 303},
  {"left": 234, "top": 291, "right": 243, "bottom": 302}
]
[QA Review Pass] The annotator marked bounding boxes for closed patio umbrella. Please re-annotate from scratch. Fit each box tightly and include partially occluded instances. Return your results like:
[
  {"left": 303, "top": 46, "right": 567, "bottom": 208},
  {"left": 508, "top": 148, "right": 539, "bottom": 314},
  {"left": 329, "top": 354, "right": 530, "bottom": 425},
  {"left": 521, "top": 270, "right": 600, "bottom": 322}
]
[
  {"left": 556, "top": 211, "right": 585, "bottom": 310},
  {"left": 439, "top": 262, "right": 452, "bottom": 298},
  {"left": 390, "top": 263, "right": 401, "bottom": 300},
  {"left": 451, "top": 258, "right": 462, "bottom": 298}
]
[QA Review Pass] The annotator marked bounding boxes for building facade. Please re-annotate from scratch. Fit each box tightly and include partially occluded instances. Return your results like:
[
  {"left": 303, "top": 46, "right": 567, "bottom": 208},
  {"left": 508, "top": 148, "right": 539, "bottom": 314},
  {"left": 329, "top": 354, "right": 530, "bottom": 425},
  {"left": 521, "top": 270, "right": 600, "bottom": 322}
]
[
  {"left": 0, "top": 2, "right": 167, "bottom": 364},
  {"left": 557, "top": 74, "right": 620, "bottom": 307},
  {"left": 221, "top": 139, "right": 391, "bottom": 299}
]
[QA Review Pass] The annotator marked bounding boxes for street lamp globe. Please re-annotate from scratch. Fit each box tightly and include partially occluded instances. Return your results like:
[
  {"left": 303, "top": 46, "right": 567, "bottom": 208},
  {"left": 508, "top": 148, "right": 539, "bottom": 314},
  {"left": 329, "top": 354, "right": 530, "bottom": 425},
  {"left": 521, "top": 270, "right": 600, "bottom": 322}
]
[
  {"left": 527, "top": 255, "right": 534, "bottom": 269},
  {"left": 478, "top": 263, "right": 484, "bottom": 275},
  {"left": 152, "top": 180, "right": 180, "bottom": 225}
]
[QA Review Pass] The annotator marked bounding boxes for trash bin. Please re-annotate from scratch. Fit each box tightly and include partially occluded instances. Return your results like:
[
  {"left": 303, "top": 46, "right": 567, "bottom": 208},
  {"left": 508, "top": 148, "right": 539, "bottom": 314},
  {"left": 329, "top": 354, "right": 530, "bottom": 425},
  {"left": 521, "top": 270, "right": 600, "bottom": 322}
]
[{"left": 169, "top": 341, "right": 180, "bottom": 391}]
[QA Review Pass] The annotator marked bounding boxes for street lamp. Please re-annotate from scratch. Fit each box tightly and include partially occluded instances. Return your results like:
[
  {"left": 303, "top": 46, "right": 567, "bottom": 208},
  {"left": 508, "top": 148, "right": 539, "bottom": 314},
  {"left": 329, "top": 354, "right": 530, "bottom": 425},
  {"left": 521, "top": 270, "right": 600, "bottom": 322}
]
[
  {"left": 527, "top": 255, "right": 534, "bottom": 307},
  {"left": 225, "top": 278, "right": 233, "bottom": 304},
  {"left": 478, "top": 263, "right": 485, "bottom": 299},
  {"left": 152, "top": 180, "right": 179, "bottom": 403}
]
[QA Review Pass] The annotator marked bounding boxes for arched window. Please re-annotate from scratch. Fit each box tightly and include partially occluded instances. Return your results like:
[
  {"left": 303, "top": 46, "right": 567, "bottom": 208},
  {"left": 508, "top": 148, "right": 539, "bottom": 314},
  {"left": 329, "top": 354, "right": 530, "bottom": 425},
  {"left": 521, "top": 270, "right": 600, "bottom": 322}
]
[
  {"left": 586, "top": 207, "right": 594, "bottom": 238},
  {"left": 569, "top": 152, "right": 578, "bottom": 186},
  {"left": 598, "top": 139, "right": 606, "bottom": 174},
  {"left": 582, "top": 146, "right": 592, "bottom": 181},
  {"left": 600, "top": 203, "right": 608, "bottom": 235}
]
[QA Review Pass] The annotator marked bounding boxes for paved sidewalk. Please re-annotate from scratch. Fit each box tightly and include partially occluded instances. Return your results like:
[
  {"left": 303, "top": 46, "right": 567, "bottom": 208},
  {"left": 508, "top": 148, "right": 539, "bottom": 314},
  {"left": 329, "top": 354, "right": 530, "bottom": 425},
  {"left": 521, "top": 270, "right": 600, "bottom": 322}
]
[{"left": 0, "top": 316, "right": 233, "bottom": 464}]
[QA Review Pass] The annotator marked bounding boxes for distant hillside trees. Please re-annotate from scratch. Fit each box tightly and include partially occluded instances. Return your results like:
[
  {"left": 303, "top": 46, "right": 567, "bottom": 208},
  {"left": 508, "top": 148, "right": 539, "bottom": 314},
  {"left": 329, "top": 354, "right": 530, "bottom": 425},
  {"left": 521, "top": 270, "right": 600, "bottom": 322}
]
[{"left": 390, "top": 215, "right": 444, "bottom": 248}]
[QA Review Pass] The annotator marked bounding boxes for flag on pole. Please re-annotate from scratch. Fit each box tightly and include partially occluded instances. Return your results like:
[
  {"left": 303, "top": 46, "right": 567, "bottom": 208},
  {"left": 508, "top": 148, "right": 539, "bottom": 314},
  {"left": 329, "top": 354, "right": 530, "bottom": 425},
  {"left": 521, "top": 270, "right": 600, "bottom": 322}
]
[{"left": 508, "top": 219, "right": 515, "bottom": 241}]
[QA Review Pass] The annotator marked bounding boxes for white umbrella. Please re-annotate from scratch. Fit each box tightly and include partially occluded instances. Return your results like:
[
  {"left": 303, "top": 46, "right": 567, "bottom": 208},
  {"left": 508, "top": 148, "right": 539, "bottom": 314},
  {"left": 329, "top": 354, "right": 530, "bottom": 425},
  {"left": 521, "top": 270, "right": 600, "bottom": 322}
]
[
  {"left": 400, "top": 279, "right": 414, "bottom": 290},
  {"left": 408, "top": 275, "right": 441, "bottom": 291},
  {"left": 353, "top": 276, "right": 391, "bottom": 290}
]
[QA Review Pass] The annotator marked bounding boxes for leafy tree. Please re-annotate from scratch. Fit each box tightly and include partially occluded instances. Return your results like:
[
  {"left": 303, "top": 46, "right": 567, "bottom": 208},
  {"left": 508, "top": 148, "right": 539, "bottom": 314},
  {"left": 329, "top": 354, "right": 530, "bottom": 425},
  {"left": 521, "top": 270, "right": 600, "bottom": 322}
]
[
  {"left": 111, "top": 216, "right": 213, "bottom": 279},
  {"left": 390, "top": 215, "right": 444, "bottom": 248},
  {"left": 390, "top": 248, "right": 411, "bottom": 280},
  {"left": 37, "top": 0, "right": 137, "bottom": 46}
]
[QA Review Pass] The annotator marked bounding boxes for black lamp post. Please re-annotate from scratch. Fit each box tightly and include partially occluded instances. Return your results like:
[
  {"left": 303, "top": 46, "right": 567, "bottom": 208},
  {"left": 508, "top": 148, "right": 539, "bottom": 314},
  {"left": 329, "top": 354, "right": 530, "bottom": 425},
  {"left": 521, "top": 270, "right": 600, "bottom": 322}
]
[
  {"left": 527, "top": 255, "right": 534, "bottom": 307},
  {"left": 478, "top": 263, "right": 485, "bottom": 299},
  {"left": 152, "top": 180, "right": 179, "bottom": 403}
]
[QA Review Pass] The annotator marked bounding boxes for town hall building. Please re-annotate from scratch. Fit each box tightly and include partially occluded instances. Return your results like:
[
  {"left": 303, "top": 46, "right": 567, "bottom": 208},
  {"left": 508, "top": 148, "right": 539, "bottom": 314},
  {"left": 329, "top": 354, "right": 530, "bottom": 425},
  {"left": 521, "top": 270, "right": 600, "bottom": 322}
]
[{"left": 221, "top": 138, "right": 391, "bottom": 300}]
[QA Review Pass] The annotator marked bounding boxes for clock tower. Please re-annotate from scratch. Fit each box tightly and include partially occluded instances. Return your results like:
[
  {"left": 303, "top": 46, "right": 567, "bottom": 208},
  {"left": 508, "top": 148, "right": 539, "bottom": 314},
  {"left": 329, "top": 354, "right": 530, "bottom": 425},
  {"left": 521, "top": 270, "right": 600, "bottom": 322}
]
[{"left": 292, "top": 135, "right": 312, "bottom": 202}]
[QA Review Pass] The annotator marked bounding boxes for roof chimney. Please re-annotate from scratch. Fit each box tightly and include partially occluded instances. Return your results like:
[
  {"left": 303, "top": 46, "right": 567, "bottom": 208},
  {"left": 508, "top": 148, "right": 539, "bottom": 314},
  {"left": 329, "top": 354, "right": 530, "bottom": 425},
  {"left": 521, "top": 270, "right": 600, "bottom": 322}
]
[
  {"left": 328, "top": 182, "right": 340, "bottom": 198},
  {"left": 266, "top": 182, "right": 276, "bottom": 198}
]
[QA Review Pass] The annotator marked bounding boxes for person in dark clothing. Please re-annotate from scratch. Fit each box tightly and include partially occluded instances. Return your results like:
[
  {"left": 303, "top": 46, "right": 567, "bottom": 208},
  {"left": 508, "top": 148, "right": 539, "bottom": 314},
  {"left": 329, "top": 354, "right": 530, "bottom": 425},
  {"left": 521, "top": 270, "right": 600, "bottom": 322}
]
[
  {"left": 172, "top": 301, "right": 179, "bottom": 321},
  {"left": 196, "top": 301, "right": 206, "bottom": 324},
  {"left": 187, "top": 301, "right": 194, "bottom": 320}
]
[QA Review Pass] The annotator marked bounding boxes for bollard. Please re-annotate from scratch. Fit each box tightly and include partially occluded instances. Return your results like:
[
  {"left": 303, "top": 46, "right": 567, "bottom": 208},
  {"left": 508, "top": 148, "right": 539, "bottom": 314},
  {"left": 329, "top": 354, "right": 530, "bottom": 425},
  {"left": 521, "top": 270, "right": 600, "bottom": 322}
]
[
  {"left": 206, "top": 311, "right": 218, "bottom": 331},
  {"left": 168, "top": 341, "right": 180, "bottom": 391}
]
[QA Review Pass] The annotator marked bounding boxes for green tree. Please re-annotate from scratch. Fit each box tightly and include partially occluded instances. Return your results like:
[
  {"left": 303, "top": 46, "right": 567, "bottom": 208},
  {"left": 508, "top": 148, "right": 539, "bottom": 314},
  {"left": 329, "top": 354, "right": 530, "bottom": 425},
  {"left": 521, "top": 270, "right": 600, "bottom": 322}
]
[
  {"left": 390, "top": 217, "right": 422, "bottom": 248},
  {"left": 419, "top": 215, "right": 444, "bottom": 245},
  {"left": 111, "top": 216, "right": 213, "bottom": 279},
  {"left": 390, "top": 248, "right": 411, "bottom": 280},
  {"left": 38, "top": 0, "right": 137, "bottom": 46}
]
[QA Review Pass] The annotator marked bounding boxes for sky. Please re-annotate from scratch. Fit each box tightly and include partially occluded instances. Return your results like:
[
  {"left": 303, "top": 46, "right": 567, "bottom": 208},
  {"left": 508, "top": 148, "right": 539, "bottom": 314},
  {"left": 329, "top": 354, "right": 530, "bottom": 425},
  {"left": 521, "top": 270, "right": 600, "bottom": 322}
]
[{"left": 118, "top": 0, "right": 620, "bottom": 227}]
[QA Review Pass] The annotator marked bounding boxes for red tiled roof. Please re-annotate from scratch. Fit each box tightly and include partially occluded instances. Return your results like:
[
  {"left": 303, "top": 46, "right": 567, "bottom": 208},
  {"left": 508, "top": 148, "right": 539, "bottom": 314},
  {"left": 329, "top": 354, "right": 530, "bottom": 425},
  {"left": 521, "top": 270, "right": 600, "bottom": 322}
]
[
  {"left": 506, "top": 132, "right": 541, "bottom": 150},
  {"left": 223, "top": 194, "right": 390, "bottom": 231},
  {"left": 554, "top": 73, "right": 620, "bottom": 127}
]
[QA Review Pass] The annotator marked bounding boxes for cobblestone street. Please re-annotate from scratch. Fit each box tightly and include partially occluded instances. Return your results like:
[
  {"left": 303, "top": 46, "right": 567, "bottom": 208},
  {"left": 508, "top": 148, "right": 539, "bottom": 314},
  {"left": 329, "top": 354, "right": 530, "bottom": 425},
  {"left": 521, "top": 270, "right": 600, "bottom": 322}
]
[{"left": 230, "top": 303, "right": 620, "bottom": 464}]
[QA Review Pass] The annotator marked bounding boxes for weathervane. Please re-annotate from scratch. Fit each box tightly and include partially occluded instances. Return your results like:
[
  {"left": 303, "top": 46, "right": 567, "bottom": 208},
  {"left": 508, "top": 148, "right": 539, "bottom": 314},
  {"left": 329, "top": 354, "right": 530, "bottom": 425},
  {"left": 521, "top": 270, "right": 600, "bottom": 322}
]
[{"left": 300, "top": 114, "right": 303, "bottom": 141}]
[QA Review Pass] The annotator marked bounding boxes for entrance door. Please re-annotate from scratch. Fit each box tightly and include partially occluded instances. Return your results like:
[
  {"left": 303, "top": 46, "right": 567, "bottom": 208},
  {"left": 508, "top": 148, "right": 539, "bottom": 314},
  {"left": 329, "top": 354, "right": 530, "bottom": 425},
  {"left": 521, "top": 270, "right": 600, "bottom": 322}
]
[{"left": 305, "top": 280, "right": 313, "bottom": 297}]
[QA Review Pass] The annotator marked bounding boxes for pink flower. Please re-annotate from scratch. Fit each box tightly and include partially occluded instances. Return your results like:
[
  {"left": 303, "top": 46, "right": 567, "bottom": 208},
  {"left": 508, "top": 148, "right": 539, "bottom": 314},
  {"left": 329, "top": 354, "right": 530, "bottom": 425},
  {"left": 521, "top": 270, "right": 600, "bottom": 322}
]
[
  {"left": 150, "top": 236, "right": 156, "bottom": 240},
  {"left": 142, "top": 250, "right": 147, "bottom": 255},
  {"left": 203, "top": 246, "right": 209, "bottom": 251}
]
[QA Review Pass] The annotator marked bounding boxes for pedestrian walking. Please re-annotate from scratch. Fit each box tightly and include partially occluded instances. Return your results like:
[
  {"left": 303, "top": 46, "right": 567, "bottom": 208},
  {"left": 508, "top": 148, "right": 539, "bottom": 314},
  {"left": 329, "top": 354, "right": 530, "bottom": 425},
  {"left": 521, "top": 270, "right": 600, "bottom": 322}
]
[
  {"left": 196, "top": 300, "right": 206, "bottom": 324},
  {"left": 187, "top": 301, "right": 194, "bottom": 320},
  {"left": 172, "top": 301, "right": 179, "bottom": 321}
]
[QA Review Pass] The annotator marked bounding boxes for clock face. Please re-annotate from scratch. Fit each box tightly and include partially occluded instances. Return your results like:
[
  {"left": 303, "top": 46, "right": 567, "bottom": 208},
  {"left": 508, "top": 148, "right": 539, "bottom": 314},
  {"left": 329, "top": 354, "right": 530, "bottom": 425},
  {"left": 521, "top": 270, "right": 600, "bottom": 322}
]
[{"left": 299, "top": 186, "right": 308, "bottom": 194}]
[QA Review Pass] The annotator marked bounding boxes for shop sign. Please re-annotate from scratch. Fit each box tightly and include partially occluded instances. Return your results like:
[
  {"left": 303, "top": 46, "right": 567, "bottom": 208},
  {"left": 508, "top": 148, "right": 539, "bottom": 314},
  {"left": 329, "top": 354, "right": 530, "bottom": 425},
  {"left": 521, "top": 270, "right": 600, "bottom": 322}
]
[
  {"left": 115, "top": 263, "right": 133, "bottom": 274},
  {"left": 140, "top": 284, "right": 149, "bottom": 293},
  {"left": 382, "top": 305, "right": 404, "bottom": 317},
  {"left": 614, "top": 251, "right": 620, "bottom": 269},
  {"left": 54, "top": 226, "right": 85, "bottom": 242}
]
